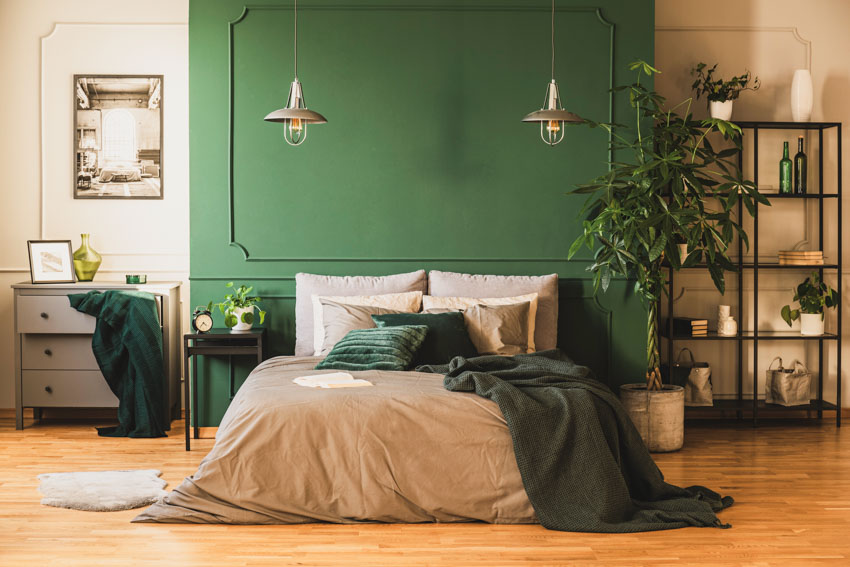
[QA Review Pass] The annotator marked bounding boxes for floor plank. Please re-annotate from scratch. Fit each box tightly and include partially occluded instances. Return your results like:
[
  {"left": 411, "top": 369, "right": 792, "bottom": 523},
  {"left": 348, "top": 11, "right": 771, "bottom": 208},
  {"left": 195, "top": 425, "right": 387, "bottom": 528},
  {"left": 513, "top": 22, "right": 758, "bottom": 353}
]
[{"left": 1, "top": 418, "right": 849, "bottom": 566}]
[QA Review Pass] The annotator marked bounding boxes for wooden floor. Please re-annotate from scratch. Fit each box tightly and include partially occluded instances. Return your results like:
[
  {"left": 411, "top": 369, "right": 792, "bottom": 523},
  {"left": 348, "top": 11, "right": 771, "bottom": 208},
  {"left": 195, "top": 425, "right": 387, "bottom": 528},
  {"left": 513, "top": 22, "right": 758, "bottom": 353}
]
[{"left": 2, "top": 418, "right": 850, "bottom": 566}]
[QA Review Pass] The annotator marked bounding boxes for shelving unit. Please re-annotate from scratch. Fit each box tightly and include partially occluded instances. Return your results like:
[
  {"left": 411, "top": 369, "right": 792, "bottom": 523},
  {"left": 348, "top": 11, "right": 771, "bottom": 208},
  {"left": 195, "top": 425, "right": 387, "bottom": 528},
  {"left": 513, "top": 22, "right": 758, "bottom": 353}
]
[{"left": 664, "top": 121, "right": 842, "bottom": 426}]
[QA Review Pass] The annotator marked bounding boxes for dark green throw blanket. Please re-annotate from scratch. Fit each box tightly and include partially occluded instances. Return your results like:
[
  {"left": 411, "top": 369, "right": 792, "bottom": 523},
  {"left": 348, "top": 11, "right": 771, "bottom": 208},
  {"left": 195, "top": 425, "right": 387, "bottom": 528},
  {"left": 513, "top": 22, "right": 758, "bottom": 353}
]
[
  {"left": 418, "top": 350, "right": 732, "bottom": 533},
  {"left": 69, "top": 290, "right": 169, "bottom": 438}
]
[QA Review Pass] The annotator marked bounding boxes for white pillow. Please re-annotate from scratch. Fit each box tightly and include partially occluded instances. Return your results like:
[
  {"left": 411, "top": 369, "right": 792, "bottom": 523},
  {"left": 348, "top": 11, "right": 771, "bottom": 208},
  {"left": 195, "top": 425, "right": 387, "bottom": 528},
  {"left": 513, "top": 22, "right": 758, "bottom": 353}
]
[
  {"left": 311, "top": 291, "right": 423, "bottom": 356},
  {"left": 422, "top": 293, "right": 539, "bottom": 353}
]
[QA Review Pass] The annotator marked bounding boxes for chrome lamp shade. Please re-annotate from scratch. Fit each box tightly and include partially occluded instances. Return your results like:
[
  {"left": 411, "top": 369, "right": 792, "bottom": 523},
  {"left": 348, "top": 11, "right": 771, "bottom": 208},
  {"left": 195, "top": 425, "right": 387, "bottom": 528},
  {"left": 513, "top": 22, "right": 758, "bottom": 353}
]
[
  {"left": 522, "top": 80, "right": 582, "bottom": 146},
  {"left": 264, "top": 79, "right": 327, "bottom": 146}
]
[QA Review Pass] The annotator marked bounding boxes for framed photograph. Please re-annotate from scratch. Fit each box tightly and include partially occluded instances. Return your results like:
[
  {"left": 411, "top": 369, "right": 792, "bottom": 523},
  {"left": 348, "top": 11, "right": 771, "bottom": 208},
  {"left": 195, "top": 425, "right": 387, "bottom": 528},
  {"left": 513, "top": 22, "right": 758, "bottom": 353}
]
[
  {"left": 27, "top": 241, "right": 76, "bottom": 284},
  {"left": 73, "top": 75, "right": 163, "bottom": 199}
]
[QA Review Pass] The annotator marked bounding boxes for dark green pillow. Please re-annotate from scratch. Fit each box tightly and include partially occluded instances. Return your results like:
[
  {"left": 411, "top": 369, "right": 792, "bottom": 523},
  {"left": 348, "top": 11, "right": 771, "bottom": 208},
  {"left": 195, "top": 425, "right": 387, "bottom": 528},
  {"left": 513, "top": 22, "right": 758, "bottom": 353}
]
[
  {"left": 371, "top": 311, "right": 478, "bottom": 366},
  {"left": 315, "top": 325, "right": 429, "bottom": 371}
]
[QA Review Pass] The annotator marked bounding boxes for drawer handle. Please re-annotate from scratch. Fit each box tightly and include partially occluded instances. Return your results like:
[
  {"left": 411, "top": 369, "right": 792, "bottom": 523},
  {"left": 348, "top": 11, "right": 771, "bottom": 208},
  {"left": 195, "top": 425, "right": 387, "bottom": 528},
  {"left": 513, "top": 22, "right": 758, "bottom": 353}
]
[
  {"left": 44, "top": 349, "right": 53, "bottom": 356},
  {"left": 44, "top": 386, "right": 53, "bottom": 394},
  {"left": 40, "top": 312, "right": 49, "bottom": 319}
]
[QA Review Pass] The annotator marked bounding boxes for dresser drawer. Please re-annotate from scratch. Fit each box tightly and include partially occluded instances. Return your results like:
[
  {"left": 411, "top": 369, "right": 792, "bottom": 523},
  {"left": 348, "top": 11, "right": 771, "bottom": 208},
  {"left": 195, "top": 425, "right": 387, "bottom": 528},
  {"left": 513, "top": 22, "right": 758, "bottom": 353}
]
[
  {"left": 22, "top": 335, "right": 99, "bottom": 370},
  {"left": 21, "top": 370, "right": 118, "bottom": 407},
  {"left": 16, "top": 296, "right": 96, "bottom": 334}
]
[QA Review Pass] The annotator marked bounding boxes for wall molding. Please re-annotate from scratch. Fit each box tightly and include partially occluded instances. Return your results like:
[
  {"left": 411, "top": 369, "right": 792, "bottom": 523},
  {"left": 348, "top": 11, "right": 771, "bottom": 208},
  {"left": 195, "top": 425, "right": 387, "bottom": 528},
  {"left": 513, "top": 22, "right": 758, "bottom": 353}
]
[
  {"left": 32, "top": 22, "right": 190, "bottom": 267},
  {"left": 226, "top": 4, "right": 615, "bottom": 262}
]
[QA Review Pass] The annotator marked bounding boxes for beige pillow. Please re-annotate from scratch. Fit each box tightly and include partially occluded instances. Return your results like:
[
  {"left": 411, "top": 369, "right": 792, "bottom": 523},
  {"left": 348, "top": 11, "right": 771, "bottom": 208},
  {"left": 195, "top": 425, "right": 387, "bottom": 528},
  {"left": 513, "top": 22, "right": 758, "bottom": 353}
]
[
  {"left": 312, "top": 291, "right": 423, "bottom": 356},
  {"left": 422, "top": 293, "right": 538, "bottom": 352},
  {"left": 317, "top": 300, "right": 403, "bottom": 356},
  {"left": 462, "top": 302, "right": 530, "bottom": 355}
]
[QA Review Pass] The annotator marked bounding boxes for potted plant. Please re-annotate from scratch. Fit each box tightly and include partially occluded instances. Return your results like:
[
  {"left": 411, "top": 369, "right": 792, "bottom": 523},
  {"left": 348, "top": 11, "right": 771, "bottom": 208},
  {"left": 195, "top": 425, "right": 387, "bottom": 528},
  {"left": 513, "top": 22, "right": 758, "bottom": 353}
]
[
  {"left": 569, "top": 60, "right": 767, "bottom": 452},
  {"left": 208, "top": 282, "right": 266, "bottom": 332},
  {"left": 691, "top": 62, "right": 760, "bottom": 121},
  {"left": 781, "top": 271, "right": 838, "bottom": 335}
]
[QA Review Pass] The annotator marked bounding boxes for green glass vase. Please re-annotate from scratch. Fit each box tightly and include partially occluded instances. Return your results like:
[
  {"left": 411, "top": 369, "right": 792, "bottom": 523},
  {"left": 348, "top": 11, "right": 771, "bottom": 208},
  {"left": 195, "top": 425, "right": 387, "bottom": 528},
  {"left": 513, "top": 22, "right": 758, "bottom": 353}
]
[{"left": 73, "top": 233, "right": 102, "bottom": 281}]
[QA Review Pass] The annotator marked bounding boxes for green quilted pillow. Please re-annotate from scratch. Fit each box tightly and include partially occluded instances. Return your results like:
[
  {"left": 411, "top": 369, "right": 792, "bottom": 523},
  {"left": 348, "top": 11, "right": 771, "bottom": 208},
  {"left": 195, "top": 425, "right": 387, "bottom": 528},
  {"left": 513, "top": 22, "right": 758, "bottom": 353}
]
[{"left": 314, "top": 325, "right": 429, "bottom": 371}]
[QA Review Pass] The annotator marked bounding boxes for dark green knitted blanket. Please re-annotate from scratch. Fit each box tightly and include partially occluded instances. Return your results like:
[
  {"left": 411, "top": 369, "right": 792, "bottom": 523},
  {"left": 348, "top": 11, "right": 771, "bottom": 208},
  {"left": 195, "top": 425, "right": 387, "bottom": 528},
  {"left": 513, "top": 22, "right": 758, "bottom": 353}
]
[
  {"left": 69, "top": 290, "right": 169, "bottom": 438},
  {"left": 417, "top": 350, "right": 732, "bottom": 533}
]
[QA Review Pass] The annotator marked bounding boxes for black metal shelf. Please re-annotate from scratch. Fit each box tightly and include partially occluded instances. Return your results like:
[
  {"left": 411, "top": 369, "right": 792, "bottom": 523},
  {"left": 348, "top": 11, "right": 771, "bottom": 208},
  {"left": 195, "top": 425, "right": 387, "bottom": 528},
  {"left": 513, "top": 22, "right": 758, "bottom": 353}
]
[
  {"left": 735, "top": 121, "right": 841, "bottom": 130},
  {"left": 686, "top": 399, "right": 838, "bottom": 413},
  {"left": 665, "top": 119, "right": 842, "bottom": 427},
  {"left": 665, "top": 331, "right": 839, "bottom": 341}
]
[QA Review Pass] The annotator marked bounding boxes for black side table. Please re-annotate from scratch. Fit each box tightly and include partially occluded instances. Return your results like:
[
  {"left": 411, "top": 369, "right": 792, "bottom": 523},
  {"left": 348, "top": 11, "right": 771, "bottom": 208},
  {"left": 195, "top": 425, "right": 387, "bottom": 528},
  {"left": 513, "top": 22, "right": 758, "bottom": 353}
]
[{"left": 183, "top": 328, "right": 266, "bottom": 450}]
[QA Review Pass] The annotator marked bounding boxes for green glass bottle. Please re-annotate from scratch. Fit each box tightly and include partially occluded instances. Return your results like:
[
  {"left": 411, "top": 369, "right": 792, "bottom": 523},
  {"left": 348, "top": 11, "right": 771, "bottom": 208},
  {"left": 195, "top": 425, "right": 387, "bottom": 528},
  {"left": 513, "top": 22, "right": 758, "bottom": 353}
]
[
  {"left": 794, "top": 136, "right": 807, "bottom": 194},
  {"left": 779, "top": 141, "right": 792, "bottom": 193}
]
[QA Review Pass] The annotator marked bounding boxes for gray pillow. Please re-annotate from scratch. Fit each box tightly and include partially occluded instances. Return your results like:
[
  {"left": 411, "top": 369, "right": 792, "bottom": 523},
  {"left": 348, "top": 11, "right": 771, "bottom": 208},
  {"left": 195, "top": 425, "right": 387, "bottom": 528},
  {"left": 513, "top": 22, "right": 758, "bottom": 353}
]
[
  {"left": 427, "top": 271, "right": 558, "bottom": 350},
  {"left": 295, "top": 270, "right": 427, "bottom": 356},
  {"left": 318, "top": 299, "right": 404, "bottom": 356}
]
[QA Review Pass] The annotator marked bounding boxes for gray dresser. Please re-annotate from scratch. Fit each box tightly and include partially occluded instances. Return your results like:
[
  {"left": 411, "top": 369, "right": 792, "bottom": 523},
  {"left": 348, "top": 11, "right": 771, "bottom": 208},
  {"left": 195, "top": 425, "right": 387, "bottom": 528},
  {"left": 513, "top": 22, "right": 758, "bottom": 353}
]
[{"left": 12, "top": 281, "right": 181, "bottom": 430}]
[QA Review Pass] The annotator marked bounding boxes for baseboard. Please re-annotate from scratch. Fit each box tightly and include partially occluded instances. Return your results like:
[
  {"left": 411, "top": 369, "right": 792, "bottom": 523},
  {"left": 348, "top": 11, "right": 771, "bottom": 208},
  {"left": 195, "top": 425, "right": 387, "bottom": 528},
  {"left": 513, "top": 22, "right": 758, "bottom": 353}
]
[
  {"left": 0, "top": 408, "right": 186, "bottom": 420},
  {"left": 198, "top": 427, "right": 217, "bottom": 438}
]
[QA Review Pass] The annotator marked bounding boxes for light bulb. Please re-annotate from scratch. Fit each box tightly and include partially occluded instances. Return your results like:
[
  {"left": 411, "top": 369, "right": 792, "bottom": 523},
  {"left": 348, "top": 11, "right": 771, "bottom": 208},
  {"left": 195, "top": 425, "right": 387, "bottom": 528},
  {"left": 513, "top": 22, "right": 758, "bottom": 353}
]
[
  {"left": 284, "top": 118, "right": 307, "bottom": 146},
  {"left": 547, "top": 120, "right": 561, "bottom": 134},
  {"left": 540, "top": 120, "right": 565, "bottom": 146}
]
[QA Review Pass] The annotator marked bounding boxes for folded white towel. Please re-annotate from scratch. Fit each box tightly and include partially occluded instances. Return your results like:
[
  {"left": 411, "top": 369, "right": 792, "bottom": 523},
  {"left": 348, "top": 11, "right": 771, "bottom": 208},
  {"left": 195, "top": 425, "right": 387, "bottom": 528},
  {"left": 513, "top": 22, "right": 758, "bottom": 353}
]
[{"left": 293, "top": 372, "right": 373, "bottom": 389}]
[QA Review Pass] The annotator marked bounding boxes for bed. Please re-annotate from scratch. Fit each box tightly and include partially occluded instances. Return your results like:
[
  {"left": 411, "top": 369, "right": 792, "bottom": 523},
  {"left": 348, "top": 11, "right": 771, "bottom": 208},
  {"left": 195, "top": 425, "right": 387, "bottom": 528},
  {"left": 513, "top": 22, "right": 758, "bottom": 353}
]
[
  {"left": 134, "top": 355, "right": 536, "bottom": 524},
  {"left": 136, "top": 270, "right": 731, "bottom": 531},
  {"left": 98, "top": 163, "right": 142, "bottom": 183}
]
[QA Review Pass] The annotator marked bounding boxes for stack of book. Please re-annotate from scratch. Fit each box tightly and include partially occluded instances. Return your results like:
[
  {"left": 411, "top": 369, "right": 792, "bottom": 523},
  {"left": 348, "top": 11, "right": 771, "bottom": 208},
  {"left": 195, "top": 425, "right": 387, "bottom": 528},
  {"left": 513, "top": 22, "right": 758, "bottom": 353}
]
[
  {"left": 778, "top": 250, "right": 824, "bottom": 265},
  {"left": 670, "top": 317, "right": 709, "bottom": 337}
]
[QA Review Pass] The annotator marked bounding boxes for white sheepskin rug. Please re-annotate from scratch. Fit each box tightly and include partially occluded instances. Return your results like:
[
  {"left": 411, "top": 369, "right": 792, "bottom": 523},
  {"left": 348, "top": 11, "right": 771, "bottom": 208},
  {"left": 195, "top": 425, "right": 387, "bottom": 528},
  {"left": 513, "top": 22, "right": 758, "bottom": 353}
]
[{"left": 37, "top": 470, "right": 168, "bottom": 511}]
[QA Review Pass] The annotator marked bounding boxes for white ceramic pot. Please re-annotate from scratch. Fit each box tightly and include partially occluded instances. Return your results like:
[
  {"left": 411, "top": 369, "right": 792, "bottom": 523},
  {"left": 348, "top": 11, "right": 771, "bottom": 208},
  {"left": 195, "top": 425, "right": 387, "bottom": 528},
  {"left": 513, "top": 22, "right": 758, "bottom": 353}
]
[
  {"left": 800, "top": 312, "right": 824, "bottom": 336},
  {"left": 709, "top": 100, "right": 734, "bottom": 121},
  {"left": 620, "top": 384, "right": 684, "bottom": 452},
  {"left": 791, "top": 69, "right": 813, "bottom": 122},
  {"left": 229, "top": 306, "right": 255, "bottom": 332}
]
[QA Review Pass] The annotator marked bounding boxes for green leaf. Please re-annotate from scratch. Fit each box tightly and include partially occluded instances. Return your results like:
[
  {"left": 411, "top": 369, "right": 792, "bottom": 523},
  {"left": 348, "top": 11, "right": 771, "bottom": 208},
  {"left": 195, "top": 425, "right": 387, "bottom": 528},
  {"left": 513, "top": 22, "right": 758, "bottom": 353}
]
[{"left": 258, "top": 310, "right": 266, "bottom": 325}]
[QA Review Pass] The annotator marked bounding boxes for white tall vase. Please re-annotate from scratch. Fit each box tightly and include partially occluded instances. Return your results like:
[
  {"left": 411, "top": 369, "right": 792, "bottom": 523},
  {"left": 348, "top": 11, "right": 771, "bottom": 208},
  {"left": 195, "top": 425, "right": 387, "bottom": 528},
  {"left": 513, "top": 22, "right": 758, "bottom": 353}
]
[{"left": 791, "top": 69, "right": 813, "bottom": 122}]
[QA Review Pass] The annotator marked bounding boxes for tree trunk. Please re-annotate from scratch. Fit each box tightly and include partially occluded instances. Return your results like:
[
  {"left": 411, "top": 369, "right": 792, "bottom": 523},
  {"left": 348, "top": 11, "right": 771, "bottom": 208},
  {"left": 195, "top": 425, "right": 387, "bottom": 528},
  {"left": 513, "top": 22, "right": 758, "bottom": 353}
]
[{"left": 646, "top": 300, "right": 662, "bottom": 390}]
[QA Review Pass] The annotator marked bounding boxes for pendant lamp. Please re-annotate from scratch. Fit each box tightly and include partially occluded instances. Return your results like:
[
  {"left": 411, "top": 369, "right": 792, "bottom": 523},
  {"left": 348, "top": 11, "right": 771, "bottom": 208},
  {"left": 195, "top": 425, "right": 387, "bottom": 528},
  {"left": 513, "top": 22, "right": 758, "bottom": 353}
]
[
  {"left": 522, "top": 0, "right": 582, "bottom": 146},
  {"left": 264, "top": 0, "right": 327, "bottom": 145}
]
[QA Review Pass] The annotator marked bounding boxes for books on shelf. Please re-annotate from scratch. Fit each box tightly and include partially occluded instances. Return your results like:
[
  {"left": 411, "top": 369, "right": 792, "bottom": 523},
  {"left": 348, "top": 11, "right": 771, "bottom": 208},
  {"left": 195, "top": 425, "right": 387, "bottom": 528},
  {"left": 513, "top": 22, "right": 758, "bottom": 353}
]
[
  {"left": 669, "top": 317, "right": 709, "bottom": 337},
  {"left": 778, "top": 250, "right": 824, "bottom": 265}
]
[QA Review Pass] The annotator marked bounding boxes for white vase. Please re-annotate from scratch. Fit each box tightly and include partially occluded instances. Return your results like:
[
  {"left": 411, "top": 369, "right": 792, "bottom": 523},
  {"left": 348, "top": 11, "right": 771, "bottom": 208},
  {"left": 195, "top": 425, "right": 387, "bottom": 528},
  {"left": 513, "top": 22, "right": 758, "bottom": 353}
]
[
  {"left": 709, "top": 100, "right": 734, "bottom": 120},
  {"left": 230, "top": 306, "right": 255, "bottom": 332},
  {"left": 791, "top": 69, "right": 813, "bottom": 122},
  {"left": 800, "top": 312, "right": 824, "bottom": 336}
]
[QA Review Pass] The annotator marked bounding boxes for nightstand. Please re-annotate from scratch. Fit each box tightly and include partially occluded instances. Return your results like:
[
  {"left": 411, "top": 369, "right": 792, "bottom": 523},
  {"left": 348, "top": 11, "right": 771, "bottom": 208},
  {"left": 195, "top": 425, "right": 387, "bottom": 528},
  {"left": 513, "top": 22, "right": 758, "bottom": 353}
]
[{"left": 183, "top": 328, "right": 266, "bottom": 450}]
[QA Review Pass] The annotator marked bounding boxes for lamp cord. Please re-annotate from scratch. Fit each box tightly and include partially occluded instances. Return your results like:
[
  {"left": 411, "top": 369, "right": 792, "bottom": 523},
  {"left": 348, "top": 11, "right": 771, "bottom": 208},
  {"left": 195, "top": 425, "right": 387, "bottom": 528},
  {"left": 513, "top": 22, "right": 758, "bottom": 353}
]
[
  {"left": 550, "top": 0, "right": 555, "bottom": 81},
  {"left": 294, "top": 0, "right": 298, "bottom": 79}
]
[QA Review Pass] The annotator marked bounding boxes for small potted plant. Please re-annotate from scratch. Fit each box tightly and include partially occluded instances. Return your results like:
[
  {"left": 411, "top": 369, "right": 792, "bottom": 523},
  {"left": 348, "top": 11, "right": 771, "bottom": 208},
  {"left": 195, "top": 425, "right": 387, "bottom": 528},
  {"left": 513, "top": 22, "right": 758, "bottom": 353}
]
[
  {"left": 781, "top": 271, "right": 838, "bottom": 335},
  {"left": 691, "top": 62, "right": 760, "bottom": 121},
  {"left": 208, "top": 282, "right": 266, "bottom": 332}
]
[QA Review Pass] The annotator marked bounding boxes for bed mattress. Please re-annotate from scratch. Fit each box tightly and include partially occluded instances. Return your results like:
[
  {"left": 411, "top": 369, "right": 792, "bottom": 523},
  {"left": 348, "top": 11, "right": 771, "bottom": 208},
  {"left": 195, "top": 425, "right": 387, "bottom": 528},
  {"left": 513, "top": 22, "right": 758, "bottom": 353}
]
[{"left": 134, "top": 356, "right": 536, "bottom": 524}]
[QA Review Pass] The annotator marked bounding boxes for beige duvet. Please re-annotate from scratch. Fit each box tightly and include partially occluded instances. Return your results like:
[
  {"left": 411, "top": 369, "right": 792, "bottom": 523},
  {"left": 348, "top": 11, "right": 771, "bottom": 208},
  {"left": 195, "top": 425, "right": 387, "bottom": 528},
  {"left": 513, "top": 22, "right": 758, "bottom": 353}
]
[{"left": 134, "top": 356, "right": 536, "bottom": 524}]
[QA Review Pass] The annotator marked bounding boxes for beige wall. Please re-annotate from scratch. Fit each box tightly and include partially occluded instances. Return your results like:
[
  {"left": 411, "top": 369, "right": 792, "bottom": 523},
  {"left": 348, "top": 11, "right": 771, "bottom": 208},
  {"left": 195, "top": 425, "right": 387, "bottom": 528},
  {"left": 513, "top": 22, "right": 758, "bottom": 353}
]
[
  {"left": 0, "top": 0, "right": 189, "bottom": 409},
  {"left": 656, "top": 0, "right": 850, "bottom": 405}
]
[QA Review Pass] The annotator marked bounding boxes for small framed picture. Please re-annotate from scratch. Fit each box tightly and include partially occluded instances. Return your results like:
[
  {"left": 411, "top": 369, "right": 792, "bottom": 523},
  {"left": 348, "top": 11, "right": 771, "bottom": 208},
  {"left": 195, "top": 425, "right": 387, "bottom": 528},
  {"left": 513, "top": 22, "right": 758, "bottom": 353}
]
[{"left": 27, "top": 240, "right": 76, "bottom": 284}]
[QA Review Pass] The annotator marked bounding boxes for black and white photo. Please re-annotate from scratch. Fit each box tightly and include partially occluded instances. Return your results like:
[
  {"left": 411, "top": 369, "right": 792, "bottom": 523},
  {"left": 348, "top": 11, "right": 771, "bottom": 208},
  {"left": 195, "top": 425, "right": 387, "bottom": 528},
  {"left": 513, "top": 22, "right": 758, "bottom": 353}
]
[{"left": 74, "top": 75, "right": 163, "bottom": 199}]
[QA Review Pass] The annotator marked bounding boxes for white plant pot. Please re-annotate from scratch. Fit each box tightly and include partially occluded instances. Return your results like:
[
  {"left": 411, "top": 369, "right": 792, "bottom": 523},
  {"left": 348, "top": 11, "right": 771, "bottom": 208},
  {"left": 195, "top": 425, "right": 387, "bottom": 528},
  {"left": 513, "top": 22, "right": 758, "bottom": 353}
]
[
  {"left": 791, "top": 69, "right": 813, "bottom": 122},
  {"left": 620, "top": 384, "right": 684, "bottom": 452},
  {"left": 230, "top": 306, "right": 255, "bottom": 332},
  {"left": 709, "top": 100, "right": 734, "bottom": 121},
  {"left": 800, "top": 312, "right": 824, "bottom": 336}
]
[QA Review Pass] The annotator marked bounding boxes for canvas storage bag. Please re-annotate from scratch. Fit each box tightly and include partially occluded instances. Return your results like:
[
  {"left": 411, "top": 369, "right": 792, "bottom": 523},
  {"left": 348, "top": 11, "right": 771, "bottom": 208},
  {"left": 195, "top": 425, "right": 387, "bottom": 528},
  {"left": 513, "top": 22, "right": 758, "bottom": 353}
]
[
  {"left": 766, "top": 358, "right": 812, "bottom": 407},
  {"left": 675, "top": 348, "right": 713, "bottom": 407}
]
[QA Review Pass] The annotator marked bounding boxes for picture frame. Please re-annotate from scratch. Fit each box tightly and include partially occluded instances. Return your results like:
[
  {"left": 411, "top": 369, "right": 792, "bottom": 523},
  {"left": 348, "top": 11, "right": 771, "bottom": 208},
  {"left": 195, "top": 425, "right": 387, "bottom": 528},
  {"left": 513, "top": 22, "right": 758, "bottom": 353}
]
[
  {"left": 73, "top": 74, "right": 164, "bottom": 200},
  {"left": 27, "top": 240, "right": 77, "bottom": 284}
]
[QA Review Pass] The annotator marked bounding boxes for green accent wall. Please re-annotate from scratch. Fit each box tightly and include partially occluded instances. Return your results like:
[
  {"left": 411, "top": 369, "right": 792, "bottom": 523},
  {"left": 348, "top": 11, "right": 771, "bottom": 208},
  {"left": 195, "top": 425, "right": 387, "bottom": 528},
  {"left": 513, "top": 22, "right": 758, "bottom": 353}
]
[{"left": 190, "top": 0, "right": 654, "bottom": 425}]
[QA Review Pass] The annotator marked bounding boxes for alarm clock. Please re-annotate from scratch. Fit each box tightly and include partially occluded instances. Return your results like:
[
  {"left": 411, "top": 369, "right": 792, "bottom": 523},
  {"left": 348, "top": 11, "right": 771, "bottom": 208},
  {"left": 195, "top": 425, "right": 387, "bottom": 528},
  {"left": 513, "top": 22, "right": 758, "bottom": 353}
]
[{"left": 192, "top": 306, "right": 214, "bottom": 333}]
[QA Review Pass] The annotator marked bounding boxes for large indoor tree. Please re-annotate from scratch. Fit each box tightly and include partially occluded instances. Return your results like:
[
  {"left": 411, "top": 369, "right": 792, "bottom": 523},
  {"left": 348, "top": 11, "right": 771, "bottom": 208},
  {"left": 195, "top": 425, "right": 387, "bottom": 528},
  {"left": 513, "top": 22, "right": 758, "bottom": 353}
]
[{"left": 569, "top": 60, "right": 768, "bottom": 390}]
